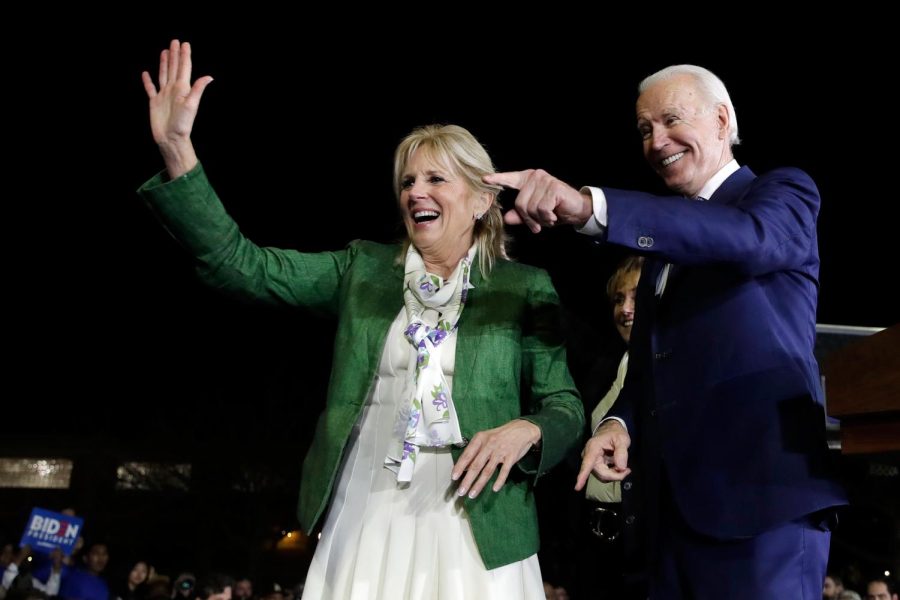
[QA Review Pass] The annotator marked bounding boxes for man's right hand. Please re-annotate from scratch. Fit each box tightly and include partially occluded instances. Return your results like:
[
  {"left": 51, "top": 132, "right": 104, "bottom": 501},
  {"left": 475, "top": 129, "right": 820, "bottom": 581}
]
[
  {"left": 483, "top": 169, "right": 593, "bottom": 234},
  {"left": 575, "top": 419, "right": 631, "bottom": 490}
]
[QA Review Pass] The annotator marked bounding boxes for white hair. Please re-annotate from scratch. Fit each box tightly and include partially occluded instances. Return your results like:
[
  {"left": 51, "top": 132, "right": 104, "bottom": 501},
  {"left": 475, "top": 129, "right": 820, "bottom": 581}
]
[{"left": 639, "top": 65, "right": 741, "bottom": 146}]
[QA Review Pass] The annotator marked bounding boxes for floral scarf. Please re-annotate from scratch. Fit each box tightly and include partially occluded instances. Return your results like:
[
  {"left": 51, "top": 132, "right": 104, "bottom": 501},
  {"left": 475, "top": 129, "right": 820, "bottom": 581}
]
[{"left": 384, "top": 244, "right": 475, "bottom": 482}]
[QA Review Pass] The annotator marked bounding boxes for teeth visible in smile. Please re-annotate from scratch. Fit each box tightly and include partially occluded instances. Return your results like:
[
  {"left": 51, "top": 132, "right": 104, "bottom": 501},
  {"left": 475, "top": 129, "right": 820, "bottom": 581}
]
[
  {"left": 661, "top": 152, "right": 684, "bottom": 167},
  {"left": 413, "top": 210, "right": 440, "bottom": 224}
]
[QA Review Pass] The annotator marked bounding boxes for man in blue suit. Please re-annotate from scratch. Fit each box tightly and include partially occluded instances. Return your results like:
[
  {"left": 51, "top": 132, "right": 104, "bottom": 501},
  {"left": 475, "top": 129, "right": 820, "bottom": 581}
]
[{"left": 486, "top": 64, "right": 847, "bottom": 598}]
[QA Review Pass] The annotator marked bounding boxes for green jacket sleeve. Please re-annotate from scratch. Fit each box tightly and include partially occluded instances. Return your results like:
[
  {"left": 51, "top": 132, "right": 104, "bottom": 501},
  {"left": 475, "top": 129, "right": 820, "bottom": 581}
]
[
  {"left": 516, "top": 269, "right": 584, "bottom": 481},
  {"left": 137, "top": 164, "right": 356, "bottom": 315}
]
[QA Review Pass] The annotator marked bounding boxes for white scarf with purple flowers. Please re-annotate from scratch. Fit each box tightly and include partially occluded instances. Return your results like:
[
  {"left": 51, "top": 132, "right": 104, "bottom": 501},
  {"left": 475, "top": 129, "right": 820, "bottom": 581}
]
[{"left": 384, "top": 244, "right": 474, "bottom": 483}]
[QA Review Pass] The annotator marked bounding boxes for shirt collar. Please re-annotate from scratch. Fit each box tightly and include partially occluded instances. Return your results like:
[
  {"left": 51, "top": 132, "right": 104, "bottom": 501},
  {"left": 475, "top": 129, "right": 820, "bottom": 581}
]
[{"left": 696, "top": 159, "right": 739, "bottom": 200}]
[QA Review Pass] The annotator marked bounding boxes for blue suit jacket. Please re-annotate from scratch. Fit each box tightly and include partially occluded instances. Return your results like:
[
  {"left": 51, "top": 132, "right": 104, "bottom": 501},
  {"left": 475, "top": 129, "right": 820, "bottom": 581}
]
[{"left": 604, "top": 165, "right": 846, "bottom": 540}]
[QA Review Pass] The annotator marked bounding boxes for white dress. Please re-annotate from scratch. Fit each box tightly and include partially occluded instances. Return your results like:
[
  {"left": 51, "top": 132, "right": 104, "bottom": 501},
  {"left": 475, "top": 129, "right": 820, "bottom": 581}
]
[{"left": 301, "top": 310, "right": 544, "bottom": 600}]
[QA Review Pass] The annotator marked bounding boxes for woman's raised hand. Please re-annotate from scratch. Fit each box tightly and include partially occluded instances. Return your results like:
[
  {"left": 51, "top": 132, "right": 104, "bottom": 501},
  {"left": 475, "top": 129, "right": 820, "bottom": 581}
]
[{"left": 141, "top": 39, "right": 213, "bottom": 177}]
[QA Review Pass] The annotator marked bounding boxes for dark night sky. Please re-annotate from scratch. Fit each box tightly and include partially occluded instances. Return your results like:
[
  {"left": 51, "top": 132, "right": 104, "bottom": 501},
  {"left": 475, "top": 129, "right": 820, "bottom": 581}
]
[
  {"left": 5, "top": 17, "right": 897, "bottom": 441},
  {"left": 1, "top": 18, "right": 896, "bottom": 585}
]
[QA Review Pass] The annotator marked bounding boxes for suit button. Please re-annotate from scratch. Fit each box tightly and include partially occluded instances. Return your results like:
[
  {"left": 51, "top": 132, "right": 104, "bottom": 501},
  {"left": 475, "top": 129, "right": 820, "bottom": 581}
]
[
  {"left": 650, "top": 409, "right": 657, "bottom": 417},
  {"left": 625, "top": 515, "right": 636, "bottom": 525},
  {"left": 623, "top": 481, "right": 632, "bottom": 491},
  {"left": 636, "top": 235, "right": 655, "bottom": 248}
]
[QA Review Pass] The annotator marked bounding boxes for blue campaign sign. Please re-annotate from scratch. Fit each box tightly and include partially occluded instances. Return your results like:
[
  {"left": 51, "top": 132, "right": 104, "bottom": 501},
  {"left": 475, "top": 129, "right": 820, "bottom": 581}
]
[{"left": 19, "top": 508, "right": 84, "bottom": 556}]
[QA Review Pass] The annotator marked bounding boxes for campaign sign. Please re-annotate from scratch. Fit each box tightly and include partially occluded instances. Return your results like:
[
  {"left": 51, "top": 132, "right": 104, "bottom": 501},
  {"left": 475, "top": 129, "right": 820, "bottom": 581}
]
[{"left": 19, "top": 508, "right": 83, "bottom": 556}]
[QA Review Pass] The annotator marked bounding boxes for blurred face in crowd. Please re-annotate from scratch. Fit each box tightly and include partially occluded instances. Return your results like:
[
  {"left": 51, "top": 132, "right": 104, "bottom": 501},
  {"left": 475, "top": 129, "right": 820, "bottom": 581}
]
[
  {"left": 234, "top": 579, "right": 253, "bottom": 600},
  {"left": 128, "top": 561, "right": 150, "bottom": 587},
  {"left": 85, "top": 544, "right": 109, "bottom": 574},
  {"left": 613, "top": 270, "right": 640, "bottom": 344},
  {"left": 824, "top": 576, "right": 843, "bottom": 599},
  {"left": 209, "top": 586, "right": 232, "bottom": 600},
  {"left": 867, "top": 581, "right": 898, "bottom": 600}
]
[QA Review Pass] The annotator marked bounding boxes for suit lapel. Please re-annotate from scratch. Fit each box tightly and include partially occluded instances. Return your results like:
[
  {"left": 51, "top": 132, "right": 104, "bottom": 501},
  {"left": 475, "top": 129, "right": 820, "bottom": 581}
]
[{"left": 663, "top": 167, "right": 757, "bottom": 295}]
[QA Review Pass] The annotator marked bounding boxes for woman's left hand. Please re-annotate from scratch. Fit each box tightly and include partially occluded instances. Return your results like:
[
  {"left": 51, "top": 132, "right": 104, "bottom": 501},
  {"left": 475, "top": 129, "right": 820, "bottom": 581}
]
[{"left": 451, "top": 419, "right": 542, "bottom": 498}]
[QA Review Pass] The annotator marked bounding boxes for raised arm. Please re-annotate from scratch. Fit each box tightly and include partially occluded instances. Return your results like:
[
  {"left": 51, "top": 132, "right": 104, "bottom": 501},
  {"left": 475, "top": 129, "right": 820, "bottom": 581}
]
[{"left": 141, "top": 39, "right": 214, "bottom": 178}]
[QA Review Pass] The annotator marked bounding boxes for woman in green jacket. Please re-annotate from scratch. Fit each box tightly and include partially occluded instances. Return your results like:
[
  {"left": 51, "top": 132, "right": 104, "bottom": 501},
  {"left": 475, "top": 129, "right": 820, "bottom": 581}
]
[{"left": 140, "top": 40, "right": 583, "bottom": 600}]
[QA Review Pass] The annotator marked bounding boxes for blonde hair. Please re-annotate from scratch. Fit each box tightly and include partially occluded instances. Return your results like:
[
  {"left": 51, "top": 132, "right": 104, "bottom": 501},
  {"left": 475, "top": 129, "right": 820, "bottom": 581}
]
[
  {"left": 606, "top": 256, "right": 644, "bottom": 304},
  {"left": 393, "top": 124, "right": 508, "bottom": 275}
]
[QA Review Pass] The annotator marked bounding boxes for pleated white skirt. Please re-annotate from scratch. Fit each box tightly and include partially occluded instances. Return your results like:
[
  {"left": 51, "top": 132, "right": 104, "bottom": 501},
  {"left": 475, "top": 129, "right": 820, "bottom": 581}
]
[{"left": 301, "top": 311, "right": 543, "bottom": 600}]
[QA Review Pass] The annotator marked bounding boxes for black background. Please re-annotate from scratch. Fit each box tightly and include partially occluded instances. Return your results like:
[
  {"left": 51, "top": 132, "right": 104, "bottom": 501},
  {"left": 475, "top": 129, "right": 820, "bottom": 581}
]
[
  {"left": 2, "top": 14, "right": 897, "bottom": 592},
  {"left": 11, "top": 18, "right": 896, "bottom": 408}
]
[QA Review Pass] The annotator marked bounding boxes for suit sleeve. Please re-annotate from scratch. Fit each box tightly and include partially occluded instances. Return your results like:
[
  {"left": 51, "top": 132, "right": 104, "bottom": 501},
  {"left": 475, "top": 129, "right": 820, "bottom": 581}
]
[
  {"left": 516, "top": 269, "right": 585, "bottom": 480},
  {"left": 137, "top": 164, "right": 356, "bottom": 315},
  {"left": 605, "top": 168, "right": 820, "bottom": 277}
]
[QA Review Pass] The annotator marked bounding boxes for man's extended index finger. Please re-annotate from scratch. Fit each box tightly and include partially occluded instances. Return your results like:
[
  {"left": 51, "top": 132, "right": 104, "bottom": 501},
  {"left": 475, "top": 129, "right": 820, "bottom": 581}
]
[{"left": 483, "top": 171, "right": 525, "bottom": 190}]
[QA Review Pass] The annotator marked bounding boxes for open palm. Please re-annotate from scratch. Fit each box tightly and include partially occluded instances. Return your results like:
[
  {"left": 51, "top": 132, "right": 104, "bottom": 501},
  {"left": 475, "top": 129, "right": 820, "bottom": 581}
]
[{"left": 141, "top": 39, "right": 212, "bottom": 147}]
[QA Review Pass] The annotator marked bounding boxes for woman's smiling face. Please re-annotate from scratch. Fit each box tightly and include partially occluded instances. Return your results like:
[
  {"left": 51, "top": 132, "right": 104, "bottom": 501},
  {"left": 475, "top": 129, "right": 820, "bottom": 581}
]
[{"left": 399, "top": 148, "right": 486, "bottom": 265}]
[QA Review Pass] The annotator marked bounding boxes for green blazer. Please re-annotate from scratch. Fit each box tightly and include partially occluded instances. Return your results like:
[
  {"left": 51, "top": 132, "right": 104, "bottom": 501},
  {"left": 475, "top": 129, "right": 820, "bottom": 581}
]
[{"left": 138, "top": 165, "right": 584, "bottom": 569}]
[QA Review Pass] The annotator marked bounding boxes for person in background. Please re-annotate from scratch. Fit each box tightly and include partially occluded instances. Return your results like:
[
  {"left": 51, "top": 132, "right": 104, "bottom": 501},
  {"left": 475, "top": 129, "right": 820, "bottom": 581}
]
[
  {"left": 116, "top": 559, "right": 153, "bottom": 600},
  {"left": 576, "top": 255, "right": 643, "bottom": 599},
  {"left": 58, "top": 541, "right": 110, "bottom": 600},
  {"left": 585, "top": 256, "right": 642, "bottom": 503},
  {"left": 195, "top": 574, "right": 232, "bottom": 600},
  {"left": 231, "top": 578, "right": 251, "bottom": 600},
  {"left": 826, "top": 573, "right": 847, "bottom": 600},
  {"left": 1, "top": 546, "right": 62, "bottom": 598},
  {"left": 141, "top": 575, "right": 171, "bottom": 600},
  {"left": 866, "top": 578, "right": 898, "bottom": 600}
]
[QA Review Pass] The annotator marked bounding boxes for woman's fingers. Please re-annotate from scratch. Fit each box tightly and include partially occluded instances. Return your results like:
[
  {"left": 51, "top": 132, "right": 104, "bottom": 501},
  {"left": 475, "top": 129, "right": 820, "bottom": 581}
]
[
  {"left": 178, "top": 41, "right": 192, "bottom": 86},
  {"left": 452, "top": 420, "right": 540, "bottom": 498},
  {"left": 141, "top": 71, "right": 157, "bottom": 99}
]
